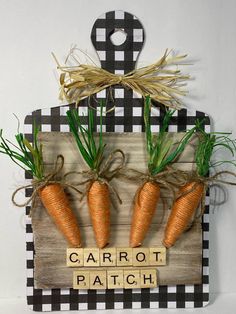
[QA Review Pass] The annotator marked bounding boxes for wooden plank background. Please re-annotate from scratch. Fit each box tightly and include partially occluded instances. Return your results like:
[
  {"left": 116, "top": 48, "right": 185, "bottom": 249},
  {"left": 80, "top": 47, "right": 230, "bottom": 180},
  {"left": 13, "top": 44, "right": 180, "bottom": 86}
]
[{"left": 32, "top": 132, "right": 202, "bottom": 289}]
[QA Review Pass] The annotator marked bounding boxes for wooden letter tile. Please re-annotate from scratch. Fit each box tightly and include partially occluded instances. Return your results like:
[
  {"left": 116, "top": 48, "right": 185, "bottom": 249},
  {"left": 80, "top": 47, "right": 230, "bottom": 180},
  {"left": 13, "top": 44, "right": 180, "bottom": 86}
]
[
  {"left": 132, "top": 248, "right": 149, "bottom": 266},
  {"left": 124, "top": 270, "right": 140, "bottom": 289},
  {"left": 67, "top": 248, "right": 84, "bottom": 267},
  {"left": 100, "top": 248, "right": 116, "bottom": 267},
  {"left": 140, "top": 269, "right": 157, "bottom": 288},
  {"left": 149, "top": 247, "right": 166, "bottom": 266},
  {"left": 89, "top": 270, "right": 107, "bottom": 290},
  {"left": 116, "top": 248, "right": 132, "bottom": 266},
  {"left": 107, "top": 270, "right": 124, "bottom": 289},
  {"left": 83, "top": 248, "right": 100, "bottom": 267},
  {"left": 73, "top": 271, "right": 90, "bottom": 289}
]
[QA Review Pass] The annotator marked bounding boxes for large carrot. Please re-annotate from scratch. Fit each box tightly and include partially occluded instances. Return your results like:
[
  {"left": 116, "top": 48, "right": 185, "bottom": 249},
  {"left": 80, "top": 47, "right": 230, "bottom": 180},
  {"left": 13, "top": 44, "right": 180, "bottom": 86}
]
[
  {"left": 163, "top": 121, "right": 236, "bottom": 248},
  {"left": 129, "top": 96, "right": 196, "bottom": 247},
  {"left": 0, "top": 127, "right": 82, "bottom": 247},
  {"left": 66, "top": 103, "right": 115, "bottom": 248}
]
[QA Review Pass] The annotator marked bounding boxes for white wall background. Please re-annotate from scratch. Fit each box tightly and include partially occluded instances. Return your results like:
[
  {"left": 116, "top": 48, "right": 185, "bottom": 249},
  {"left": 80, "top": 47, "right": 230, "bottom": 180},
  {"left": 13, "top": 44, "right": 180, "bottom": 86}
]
[{"left": 0, "top": 0, "right": 236, "bottom": 301}]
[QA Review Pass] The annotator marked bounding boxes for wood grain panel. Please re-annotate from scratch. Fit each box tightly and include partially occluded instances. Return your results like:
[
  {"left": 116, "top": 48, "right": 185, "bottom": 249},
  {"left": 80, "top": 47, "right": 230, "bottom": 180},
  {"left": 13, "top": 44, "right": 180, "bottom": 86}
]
[{"left": 32, "top": 132, "right": 202, "bottom": 288}]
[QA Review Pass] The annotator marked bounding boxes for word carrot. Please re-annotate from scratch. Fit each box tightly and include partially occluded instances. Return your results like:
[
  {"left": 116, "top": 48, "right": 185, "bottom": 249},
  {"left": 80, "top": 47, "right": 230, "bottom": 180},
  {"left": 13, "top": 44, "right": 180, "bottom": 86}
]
[{"left": 66, "top": 247, "right": 166, "bottom": 267}]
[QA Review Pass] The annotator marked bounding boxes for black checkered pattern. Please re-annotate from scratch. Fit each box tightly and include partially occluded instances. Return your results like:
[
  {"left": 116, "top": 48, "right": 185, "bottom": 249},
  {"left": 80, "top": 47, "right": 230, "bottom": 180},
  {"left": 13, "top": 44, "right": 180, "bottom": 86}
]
[{"left": 24, "top": 10, "right": 210, "bottom": 311}]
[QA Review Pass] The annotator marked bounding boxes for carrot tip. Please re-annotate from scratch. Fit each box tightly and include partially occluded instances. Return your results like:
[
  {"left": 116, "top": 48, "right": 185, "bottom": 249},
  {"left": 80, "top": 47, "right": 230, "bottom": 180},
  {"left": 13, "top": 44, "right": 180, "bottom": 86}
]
[
  {"left": 162, "top": 240, "right": 172, "bottom": 249},
  {"left": 130, "top": 241, "right": 142, "bottom": 248},
  {"left": 97, "top": 241, "right": 109, "bottom": 249},
  {"left": 69, "top": 241, "right": 82, "bottom": 248}
]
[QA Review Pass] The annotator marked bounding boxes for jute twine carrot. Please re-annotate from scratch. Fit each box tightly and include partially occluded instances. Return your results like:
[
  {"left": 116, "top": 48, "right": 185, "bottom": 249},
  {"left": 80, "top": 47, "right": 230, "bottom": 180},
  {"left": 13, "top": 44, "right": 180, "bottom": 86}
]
[
  {"left": 0, "top": 127, "right": 82, "bottom": 248},
  {"left": 53, "top": 48, "right": 189, "bottom": 110},
  {"left": 163, "top": 121, "right": 236, "bottom": 248},
  {"left": 12, "top": 155, "right": 83, "bottom": 247},
  {"left": 163, "top": 170, "right": 236, "bottom": 248},
  {"left": 66, "top": 105, "right": 125, "bottom": 248},
  {"left": 65, "top": 149, "right": 125, "bottom": 248}
]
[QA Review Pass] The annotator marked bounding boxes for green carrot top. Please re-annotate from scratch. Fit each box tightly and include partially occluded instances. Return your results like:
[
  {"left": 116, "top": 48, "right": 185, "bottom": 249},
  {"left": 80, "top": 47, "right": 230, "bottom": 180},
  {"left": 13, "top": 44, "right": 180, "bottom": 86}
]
[
  {"left": 0, "top": 123, "right": 43, "bottom": 179},
  {"left": 144, "top": 96, "right": 196, "bottom": 176},
  {"left": 195, "top": 120, "right": 236, "bottom": 177},
  {"left": 66, "top": 103, "right": 105, "bottom": 172}
]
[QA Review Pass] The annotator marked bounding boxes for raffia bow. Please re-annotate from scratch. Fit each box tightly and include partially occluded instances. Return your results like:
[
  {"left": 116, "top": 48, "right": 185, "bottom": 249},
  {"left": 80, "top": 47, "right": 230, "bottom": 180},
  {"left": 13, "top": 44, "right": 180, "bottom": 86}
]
[{"left": 53, "top": 49, "right": 189, "bottom": 109}]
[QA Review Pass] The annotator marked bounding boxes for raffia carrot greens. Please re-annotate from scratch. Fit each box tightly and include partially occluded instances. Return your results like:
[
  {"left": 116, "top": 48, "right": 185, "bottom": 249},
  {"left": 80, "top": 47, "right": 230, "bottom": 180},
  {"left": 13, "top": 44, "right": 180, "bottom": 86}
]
[
  {"left": 66, "top": 103, "right": 111, "bottom": 249},
  {"left": 0, "top": 124, "right": 82, "bottom": 247},
  {"left": 163, "top": 120, "right": 236, "bottom": 248},
  {"left": 129, "top": 96, "right": 196, "bottom": 248}
]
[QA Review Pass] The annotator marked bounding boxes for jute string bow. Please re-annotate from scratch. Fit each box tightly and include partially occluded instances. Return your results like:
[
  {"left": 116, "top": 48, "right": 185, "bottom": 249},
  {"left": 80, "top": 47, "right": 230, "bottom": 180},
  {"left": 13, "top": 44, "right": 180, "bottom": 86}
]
[
  {"left": 12, "top": 155, "right": 82, "bottom": 211},
  {"left": 53, "top": 49, "right": 189, "bottom": 109},
  {"left": 64, "top": 149, "right": 125, "bottom": 203},
  {"left": 118, "top": 166, "right": 190, "bottom": 202},
  {"left": 179, "top": 170, "right": 236, "bottom": 219}
]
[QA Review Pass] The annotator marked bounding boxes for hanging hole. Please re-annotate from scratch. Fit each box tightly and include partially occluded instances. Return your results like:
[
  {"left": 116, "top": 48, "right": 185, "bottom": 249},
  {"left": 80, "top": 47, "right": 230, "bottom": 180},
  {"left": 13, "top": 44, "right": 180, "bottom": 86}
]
[{"left": 110, "top": 28, "right": 127, "bottom": 46}]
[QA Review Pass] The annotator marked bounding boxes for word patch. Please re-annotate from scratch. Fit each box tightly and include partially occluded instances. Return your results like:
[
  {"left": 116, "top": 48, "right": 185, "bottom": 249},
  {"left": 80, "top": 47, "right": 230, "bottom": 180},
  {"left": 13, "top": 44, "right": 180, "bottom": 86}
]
[{"left": 73, "top": 268, "right": 157, "bottom": 289}]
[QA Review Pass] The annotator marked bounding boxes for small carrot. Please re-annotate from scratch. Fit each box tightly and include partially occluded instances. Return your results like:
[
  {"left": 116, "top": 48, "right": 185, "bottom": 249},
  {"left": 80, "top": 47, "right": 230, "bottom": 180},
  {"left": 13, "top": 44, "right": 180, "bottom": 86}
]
[
  {"left": 130, "top": 96, "right": 196, "bottom": 247},
  {"left": 163, "top": 121, "right": 236, "bottom": 248},
  {"left": 66, "top": 103, "right": 112, "bottom": 248},
  {"left": 0, "top": 126, "right": 82, "bottom": 247}
]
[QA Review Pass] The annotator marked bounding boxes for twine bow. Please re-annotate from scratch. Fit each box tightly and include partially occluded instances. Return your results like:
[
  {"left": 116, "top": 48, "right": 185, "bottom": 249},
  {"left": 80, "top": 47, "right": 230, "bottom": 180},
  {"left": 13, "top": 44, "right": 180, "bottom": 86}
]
[
  {"left": 176, "top": 170, "right": 236, "bottom": 221},
  {"left": 64, "top": 149, "right": 125, "bottom": 204},
  {"left": 12, "top": 155, "right": 82, "bottom": 211},
  {"left": 118, "top": 166, "right": 189, "bottom": 198},
  {"left": 53, "top": 49, "right": 189, "bottom": 109}
]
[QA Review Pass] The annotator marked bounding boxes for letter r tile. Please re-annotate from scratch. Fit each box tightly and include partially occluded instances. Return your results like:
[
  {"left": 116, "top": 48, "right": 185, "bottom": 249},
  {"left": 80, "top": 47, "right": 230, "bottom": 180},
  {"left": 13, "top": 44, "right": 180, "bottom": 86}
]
[{"left": 116, "top": 248, "right": 132, "bottom": 266}]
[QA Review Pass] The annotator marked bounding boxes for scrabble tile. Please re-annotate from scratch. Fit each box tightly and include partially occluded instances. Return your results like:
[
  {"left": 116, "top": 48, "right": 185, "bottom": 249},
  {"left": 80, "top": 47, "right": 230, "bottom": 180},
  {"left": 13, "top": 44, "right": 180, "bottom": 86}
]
[
  {"left": 89, "top": 270, "right": 107, "bottom": 289},
  {"left": 149, "top": 247, "right": 166, "bottom": 266},
  {"left": 140, "top": 269, "right": 157, "bottom": 288},
  {"left": 67, "top": 248, "right": 84, "bottom": 267},
  {"left": 83, "top": 248, "right": 100, "bottom": 267},
  {"left": 73, "top": 271, "right": 90, "bottom": 289},
  {"left": 124, "top": 270, "right": 140, "bottom": 289},
  {"left": 100, "top": 248, "right": 116, "bottom": 267},
  {"left": 132, "top": 248, "right": 150, "bottom": 266},
  {"left": 107, "top": 270, "right": 124, "bottom": 289},
  {"left": 116, "top": 248, "right": 133, "bottom": 266}
]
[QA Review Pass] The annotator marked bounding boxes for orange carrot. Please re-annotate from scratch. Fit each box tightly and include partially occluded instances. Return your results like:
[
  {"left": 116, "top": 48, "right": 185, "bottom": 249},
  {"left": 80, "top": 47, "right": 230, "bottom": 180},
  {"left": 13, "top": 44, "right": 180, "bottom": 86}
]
[
  {"left": 87, "top": 181, "right": 110, "bottom": 248},
  {"left": 0, "top": 126, "right": 82, "bottom": 248},
  {"left": 163, "top": 181, "right": 204, "bottom": 248},
  {"left": 163, "top": 118, "right": 236, "bottom": 248},
  {"left": 130, "top": 181, "right": 160, "bottom": 247},
  {"left": 39, "top": 183, "right": 82, "bottom": 247},
  {"left": 67, "top": 105, "right": 115, "bottom": 249}
]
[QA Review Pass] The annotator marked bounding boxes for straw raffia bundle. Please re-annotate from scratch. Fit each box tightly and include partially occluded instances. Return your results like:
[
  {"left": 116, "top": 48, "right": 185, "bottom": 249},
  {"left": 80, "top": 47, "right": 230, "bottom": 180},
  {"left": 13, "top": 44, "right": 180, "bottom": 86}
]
[{"left": 53, "top": 49, "right": 189, "bottom": 109}]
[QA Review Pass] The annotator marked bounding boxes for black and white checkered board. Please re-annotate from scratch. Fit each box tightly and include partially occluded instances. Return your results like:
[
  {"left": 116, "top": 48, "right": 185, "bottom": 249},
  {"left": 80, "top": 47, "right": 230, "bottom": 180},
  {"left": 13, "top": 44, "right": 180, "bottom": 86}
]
[{"left": 24, "top": 10, "right": 210, "bottom": 311}]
